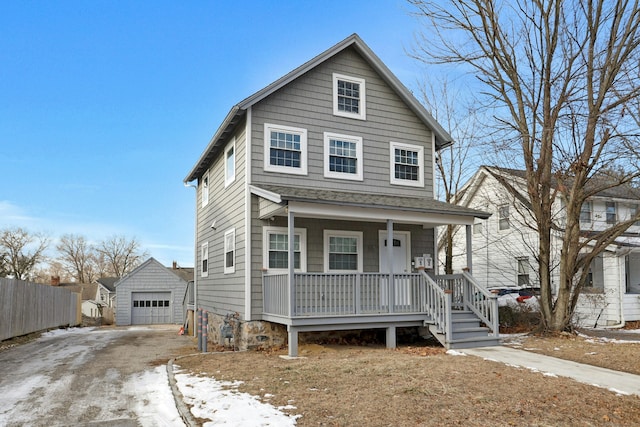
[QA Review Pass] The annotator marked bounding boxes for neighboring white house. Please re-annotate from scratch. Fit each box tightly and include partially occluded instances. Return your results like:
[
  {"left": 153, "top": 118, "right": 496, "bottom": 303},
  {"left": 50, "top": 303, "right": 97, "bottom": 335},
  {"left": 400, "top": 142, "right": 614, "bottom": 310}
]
[{"left": 442, "top": 166, "right": 640, "bottom": 327}]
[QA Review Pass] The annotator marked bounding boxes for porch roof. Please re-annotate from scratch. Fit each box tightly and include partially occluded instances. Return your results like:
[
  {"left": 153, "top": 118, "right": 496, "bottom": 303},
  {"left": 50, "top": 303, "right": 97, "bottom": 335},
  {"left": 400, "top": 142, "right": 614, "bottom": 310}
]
[{"left": 251, "top": 184, "right": 491, "bottom": 222}]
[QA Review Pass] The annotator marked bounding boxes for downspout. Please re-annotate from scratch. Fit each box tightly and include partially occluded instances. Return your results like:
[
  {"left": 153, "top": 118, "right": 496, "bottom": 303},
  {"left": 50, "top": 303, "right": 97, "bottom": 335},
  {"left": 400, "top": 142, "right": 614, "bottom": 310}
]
[
  {"left": 244, "top": 107, "right": 252, "bottom": 320},
  {"left": 184, "top": 181, "right": 198, "bottom": 336}
]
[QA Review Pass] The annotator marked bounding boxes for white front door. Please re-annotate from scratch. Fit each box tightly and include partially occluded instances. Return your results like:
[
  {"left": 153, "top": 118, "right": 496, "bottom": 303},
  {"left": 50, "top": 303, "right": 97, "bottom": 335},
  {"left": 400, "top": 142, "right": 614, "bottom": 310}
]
[{"left": 379, "top": 231, "right": 410, "bottom": 274}]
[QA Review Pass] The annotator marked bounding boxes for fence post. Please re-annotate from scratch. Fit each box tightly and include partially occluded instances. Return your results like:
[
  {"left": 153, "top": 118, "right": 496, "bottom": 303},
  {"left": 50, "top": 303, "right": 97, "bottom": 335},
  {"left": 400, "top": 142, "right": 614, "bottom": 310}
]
[
  {"left": 202, "top": 311, "right": 208, "bottom": 353},
  {"left": 444, "top": 290, "right": 453, "bottom": 341},
  {"left": 197, "top": 308, "right": 202, "bottom": 351}
]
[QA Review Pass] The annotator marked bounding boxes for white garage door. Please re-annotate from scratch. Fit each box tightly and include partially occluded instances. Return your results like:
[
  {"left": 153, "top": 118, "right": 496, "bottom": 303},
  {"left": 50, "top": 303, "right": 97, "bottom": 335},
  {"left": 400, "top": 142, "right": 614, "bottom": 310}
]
[{"left": 131, "top": 292, "right": 172, "bottom": 324}]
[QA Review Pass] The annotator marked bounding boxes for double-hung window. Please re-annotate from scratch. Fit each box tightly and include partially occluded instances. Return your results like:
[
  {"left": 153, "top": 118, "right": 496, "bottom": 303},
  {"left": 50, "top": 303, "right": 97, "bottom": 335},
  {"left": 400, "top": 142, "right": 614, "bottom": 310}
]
[
  {"left": 225, "top": 139, "right": 235, "bottom": 187},
  {"left": 333, "top": 73, "right": 366, "bottom": 120},
  {"left": 201, "top": 242, "right": 209, "bottom": 278},
  {"left": 324, "top": 132, "right": 363, "bottom": 180},
  {"left": 224, "top": 229, "right": 235, "bottom": 274},
  {"left": 498, "top": 205, "right": 510, "bottom": 230},
  {"left": 201, "top": 173, "right": 209, "bottom": 207},
  {"left": 324, "top": 230, "right": 363, "bottom": 272},
  {"left": 606, "top": 201, "right": 617, "bottom": 224},
  {"left": 580, "top": 201, "right": 592, "bottom": 223},
  {"left": 517, "top": 257, "right": 529, "bottom": 286},
  {"left": 389, "top": 142, "right": 424, "bottom": 187},
  {"left": 263, "top": 227, "right": 306, "bottom": 271},
  {"left": 264, "top": 123, "right": 307, "bottom": 175}
]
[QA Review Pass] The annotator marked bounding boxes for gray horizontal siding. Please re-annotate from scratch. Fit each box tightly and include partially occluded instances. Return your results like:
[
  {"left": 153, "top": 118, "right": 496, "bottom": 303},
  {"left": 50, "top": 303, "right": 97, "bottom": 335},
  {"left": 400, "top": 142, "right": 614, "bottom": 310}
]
[{"left": 250, "top": 46, "right": 434, "bottom": 198}]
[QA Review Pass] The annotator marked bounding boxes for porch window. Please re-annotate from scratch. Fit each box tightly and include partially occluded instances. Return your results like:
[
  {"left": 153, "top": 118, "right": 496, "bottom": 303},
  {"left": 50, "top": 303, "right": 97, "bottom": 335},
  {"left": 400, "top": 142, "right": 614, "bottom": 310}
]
[
  {"left": 264, "top": 123, "right": 308, "bottom": 175},
  {"left": 201, "top": 173, "right": 209, "bottom": 207},
  {"left": 323, "top": 132, "right": 363, "bottom": 180},
  {"left": 225, "top": 138, "right": 235, "bottom": 187},
  {"left": 498, "top": 205, "right": 510, "bottom": 230},
  {"left": 263, "top": 227, "right": 306, "bottom": 271},
  {"left": 606, "top": 202, "right": 617, "bottom": 224},
  {"left": 324, "top": 230, "right": 363, "bottom": 272},
  {"left": 389, "top": 141, "right": 424, "bottom": 187},
  {"left": 224, "top": 229, "right": 235, "bottom": 274},
  {"left": 516, "top": 257, "right": 529, "bottom": 286},
  {"left": 580, "top": 201, "right": 592, "bottom": 223},
  {"left": 333, "top": 73, "right": 366, "bottom": 120},
  {"left": 201, "top": 242, "right": 209, "bottom": 278}
]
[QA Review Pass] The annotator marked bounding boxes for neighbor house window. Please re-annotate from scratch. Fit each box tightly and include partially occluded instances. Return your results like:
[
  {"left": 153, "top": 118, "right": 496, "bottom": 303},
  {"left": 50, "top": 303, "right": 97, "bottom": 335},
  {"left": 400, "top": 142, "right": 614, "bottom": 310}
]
[
  {"left": 580, "top": 201, "right": 592, "bottom": 223},
  {"left": 606, "top": 201, "right": 617, "bottom": 224},
  {"left": 517, "top": 257, "right": 529, "bottom": 286},
  {"left": 498, "top": 205, "right": 510, "bottom": 230},
  {"left": 263, "top": 227, "right": 307, "bottom": 271},
  {"left": 264, "top": 123, "right": 308, "bottom": 175},
  {"left": 389, "top": 142, "right": 424, "bottom": 187},
  {"left": 323, "top": 132, "right": 363, "bottom": 180},
  {"left": 224, "top": 229, "right": 235, "bottom": 274},
  {"left": 333, "top": 73, "right": 366, "bottom": 120},
  {"left": 201, "top": 242, "right": 209, "bottom": 278},
  {"left": 225, "top": 139, "right": 235, "bottom": 187},
  {"left": 201, "top": 173, "right": 209, "bottom": 207},
  {"left": 473, "top": 222, "right": 483, "bottom": 234},
  {"left": 632, "top": 204, "right": 640, "bottom": 226},
  {"left": 324, "top": 230, "right": 363, "bottom": 272}
]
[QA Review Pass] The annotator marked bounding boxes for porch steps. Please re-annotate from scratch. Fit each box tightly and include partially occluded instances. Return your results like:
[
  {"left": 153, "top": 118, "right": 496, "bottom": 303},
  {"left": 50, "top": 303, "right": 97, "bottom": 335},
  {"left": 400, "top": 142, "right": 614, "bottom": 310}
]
[{"left": 425, "top": 310, "right": 501, "bottom": 349}]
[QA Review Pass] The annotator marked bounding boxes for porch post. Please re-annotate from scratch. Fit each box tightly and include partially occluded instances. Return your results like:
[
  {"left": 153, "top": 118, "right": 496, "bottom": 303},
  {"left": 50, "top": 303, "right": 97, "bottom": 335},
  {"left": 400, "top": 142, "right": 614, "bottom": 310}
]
[
  {"left": 387, "top": 219, "right": 394, "bottom": 313},
  {"left": 466, "top": 224, "right": 473, "bottom": 274},
  {"left": 288, "top": 325, "right": 298, "bottom": 357},
  {"left": 386, "top": 326, "right": 396, "bottom": 349},
  {"left": 288, "top": 208, "right": 295, "bottom": 317}
]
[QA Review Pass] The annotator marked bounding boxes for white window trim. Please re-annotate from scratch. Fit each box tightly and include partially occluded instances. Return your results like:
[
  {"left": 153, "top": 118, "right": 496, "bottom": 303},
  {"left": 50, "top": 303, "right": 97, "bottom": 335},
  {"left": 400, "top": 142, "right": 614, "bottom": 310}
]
[
  {"left": 323, "top": 230, "right": 363, "bottom": 272},
  {"left": 389, "top": 141, "right": 424, "bottom": 187},
  {"left": 224, "top": 138, "right": 236, "bottom": 188},
  {"left": 262, "top": 226, "right": 307, "bottom": 272},
  {"left": 201, "top": 172, "right": 209, "bottom": 207},
  {"left": 323, "top": 132, "right": 363, "bottom": 181},
  {"left": 498, "top": 204, "right": 510, "bottom": 230},
  {"left": 263, "top": 123, "right": 308, "bottom": 175},
  {"left": 224, "top": 228, "right": 235, "bottom": 274},
  {"left": 333, "top": 73, "right": 366, "bottom": 120},
  {"left": 201, "top": 242, "right": 209, "bottom": 278}
]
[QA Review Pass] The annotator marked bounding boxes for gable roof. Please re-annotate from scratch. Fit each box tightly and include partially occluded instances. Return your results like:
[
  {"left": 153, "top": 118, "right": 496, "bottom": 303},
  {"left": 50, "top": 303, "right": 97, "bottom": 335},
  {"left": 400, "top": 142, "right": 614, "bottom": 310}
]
[
  {"left": 184, "top": 33, "right": 453, "bottom": 183},
  {"left": 96, "top": 277, "right": 117, "bottom": 292},
  {"left": 114, "top": 257, "right": 190, "bottom": 287}
]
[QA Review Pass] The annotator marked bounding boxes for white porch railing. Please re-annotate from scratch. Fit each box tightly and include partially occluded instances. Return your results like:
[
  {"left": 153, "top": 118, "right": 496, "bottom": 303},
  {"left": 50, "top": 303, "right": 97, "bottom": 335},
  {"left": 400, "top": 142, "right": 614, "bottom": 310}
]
[{"left": 262, "top": 270, "right": 499, "bottom": 337}]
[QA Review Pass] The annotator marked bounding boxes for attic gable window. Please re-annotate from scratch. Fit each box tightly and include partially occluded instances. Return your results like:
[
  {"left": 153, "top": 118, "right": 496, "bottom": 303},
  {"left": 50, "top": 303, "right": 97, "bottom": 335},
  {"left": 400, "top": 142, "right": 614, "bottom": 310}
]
[
  {"left": 498, "top": 205, "right": 510, "bottom": 230},
  {"left": 333, "top": 73, "right": 366, "bottom": 120},
  {"left": 264, "top": 123, "right": 308, "bottom": 175},
  {"left": 389, "top": 141, "right": 424, "bottom": 187},
  {"left": 224, "top": 138, "right": 235, "bottom": 188},
  {"left": 201, "top": 173, "right": 209, "bottom": 207},
  {"left": 324, "top": 132, "right": 363, "bottom": 181}
]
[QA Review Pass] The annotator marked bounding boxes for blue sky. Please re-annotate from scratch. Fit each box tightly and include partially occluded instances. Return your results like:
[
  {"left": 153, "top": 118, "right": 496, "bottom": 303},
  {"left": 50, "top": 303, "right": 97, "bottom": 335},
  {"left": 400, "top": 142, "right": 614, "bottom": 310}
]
[{"left": 0, "top": 1, "right": 434, "bottom": 268}]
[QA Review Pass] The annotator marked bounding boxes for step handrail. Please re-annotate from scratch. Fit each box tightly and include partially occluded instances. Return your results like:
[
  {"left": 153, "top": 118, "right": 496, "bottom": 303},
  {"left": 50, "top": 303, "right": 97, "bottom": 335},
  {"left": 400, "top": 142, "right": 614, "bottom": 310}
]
[
  {"left": 461, "top": 271, "right": 499, "bottom": 336},
  {"left": 420, "top": 270, "right": 452, "bottom": 339}
]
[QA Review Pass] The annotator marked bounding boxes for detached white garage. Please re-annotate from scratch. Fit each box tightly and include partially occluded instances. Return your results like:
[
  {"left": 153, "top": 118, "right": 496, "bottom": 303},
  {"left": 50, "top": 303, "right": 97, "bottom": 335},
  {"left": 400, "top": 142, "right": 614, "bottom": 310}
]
[{"left": 115, "top": 258, "right": 190, "bottom": 326}]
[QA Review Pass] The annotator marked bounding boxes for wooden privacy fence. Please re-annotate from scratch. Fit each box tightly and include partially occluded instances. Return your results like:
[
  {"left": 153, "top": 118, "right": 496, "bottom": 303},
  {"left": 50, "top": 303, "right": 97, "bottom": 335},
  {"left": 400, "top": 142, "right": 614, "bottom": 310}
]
[{"left": 0, "top": 278, "right": 81, "bottom": 341}]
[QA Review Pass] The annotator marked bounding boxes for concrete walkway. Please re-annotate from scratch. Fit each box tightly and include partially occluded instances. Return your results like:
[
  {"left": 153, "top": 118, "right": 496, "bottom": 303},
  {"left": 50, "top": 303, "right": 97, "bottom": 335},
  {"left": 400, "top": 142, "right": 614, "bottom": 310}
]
[{"left": 462, "top": 346, "right": 640, "bottom": 396}]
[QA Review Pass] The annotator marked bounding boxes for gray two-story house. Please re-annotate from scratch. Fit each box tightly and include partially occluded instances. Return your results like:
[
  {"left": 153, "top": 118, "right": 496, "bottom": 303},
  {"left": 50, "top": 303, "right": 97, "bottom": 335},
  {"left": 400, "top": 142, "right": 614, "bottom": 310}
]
[{"left": 184, "top": 34, "right": 496, "bottom": 356}]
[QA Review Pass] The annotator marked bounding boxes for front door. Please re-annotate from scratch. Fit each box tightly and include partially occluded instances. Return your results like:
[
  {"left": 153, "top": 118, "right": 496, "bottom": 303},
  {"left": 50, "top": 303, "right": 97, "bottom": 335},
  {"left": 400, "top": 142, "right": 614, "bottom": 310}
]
[{"left": 378, "top": 231, "right": 411, "bottom": 307}]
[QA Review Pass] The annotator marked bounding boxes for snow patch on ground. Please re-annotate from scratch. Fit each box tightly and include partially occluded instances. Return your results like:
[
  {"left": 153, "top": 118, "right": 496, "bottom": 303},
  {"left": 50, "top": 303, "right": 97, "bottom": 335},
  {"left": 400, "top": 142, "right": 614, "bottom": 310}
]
[{"left": 446, "top": 350, "right": 467, "bottom": 356}]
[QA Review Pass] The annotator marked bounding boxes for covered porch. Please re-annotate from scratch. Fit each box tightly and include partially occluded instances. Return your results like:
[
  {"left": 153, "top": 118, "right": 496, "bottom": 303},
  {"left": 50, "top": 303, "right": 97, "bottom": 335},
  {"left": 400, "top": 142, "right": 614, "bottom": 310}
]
[{"left": 251, "top": 185, "right": 497, "bottom": 356}]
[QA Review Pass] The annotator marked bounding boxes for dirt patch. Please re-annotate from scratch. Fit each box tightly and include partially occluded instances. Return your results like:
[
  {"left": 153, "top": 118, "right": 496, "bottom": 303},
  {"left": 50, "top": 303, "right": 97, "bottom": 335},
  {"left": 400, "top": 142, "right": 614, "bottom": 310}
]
[
  {"left": 175, "top": 341, "right": 640, "bottom": 426},
  {"left": 0, "top": 331, "right": 43, "bottom": 353}
]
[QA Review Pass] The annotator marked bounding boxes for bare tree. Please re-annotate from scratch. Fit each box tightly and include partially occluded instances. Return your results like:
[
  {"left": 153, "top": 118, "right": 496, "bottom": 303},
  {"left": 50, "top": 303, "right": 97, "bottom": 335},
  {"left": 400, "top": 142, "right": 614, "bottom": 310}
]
[
  {"left": 410, "top": 0, "right": 640, "bottom": 331},
  {"left": 0, "top": 227, "right": 49, "bottom": 280},
  {"left": 417, "top": 77, "right": 484, "bottom": 273},
  {"left": 96, "top": 235, "right": 148, "bottom": 277},
  {"left": 56, "top": 234, "right": 98, "bottom": 283}
]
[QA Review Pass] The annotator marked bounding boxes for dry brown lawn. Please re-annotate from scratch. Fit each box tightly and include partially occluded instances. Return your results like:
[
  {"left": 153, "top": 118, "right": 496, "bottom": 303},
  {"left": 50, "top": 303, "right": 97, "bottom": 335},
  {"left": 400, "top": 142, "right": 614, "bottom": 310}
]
[{"left": 176, "top": 331, "right": 640, "bottom": 427}]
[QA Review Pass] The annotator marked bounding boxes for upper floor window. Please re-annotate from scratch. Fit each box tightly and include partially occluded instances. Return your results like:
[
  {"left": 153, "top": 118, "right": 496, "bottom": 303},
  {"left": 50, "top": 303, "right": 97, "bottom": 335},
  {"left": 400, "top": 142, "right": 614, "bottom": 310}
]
[
  {"left": 498, "top": 204, "right": 510, "bottom": 230},
  {"left": 606, "top": 201, "right": 617, "bottom": 224},
  {"left": 264, "top": 123, "right": 308, "bottom": 175},
  {"left": 324, "top": 132, "right": 363, "bottom": 181},
  {"left": 201, "top": 242, "right": 209, "bottom": 278},
  {"left": 333, "top": 73, "right": 366, "bottom": 120},
  {"left": 225, "top": 139, "right": 235, "bottom": 187},
  {"left": 263, "top": 227, "right": 307, "bottom": 271},
  {"left": 580, "top": 201, "right": 592, "bottom": 223},
  {"left": 389, "top": 142, "right": 424, "bottom": 187},
  {"left": 224, "top": 229, "right": 235, "bottom": 274},
  {"left": 201, "top": 173, "right": 209, "bottom": 207},
  {"left": 324, "top": 230, "right": 363, "bottom": 272}
]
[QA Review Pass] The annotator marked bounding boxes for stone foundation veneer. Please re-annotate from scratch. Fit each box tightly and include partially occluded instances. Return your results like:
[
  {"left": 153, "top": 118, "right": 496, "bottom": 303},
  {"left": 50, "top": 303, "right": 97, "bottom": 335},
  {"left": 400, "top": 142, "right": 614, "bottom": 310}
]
[{"left": 205, "top": 312, "right": 287, "bottom": 351}]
